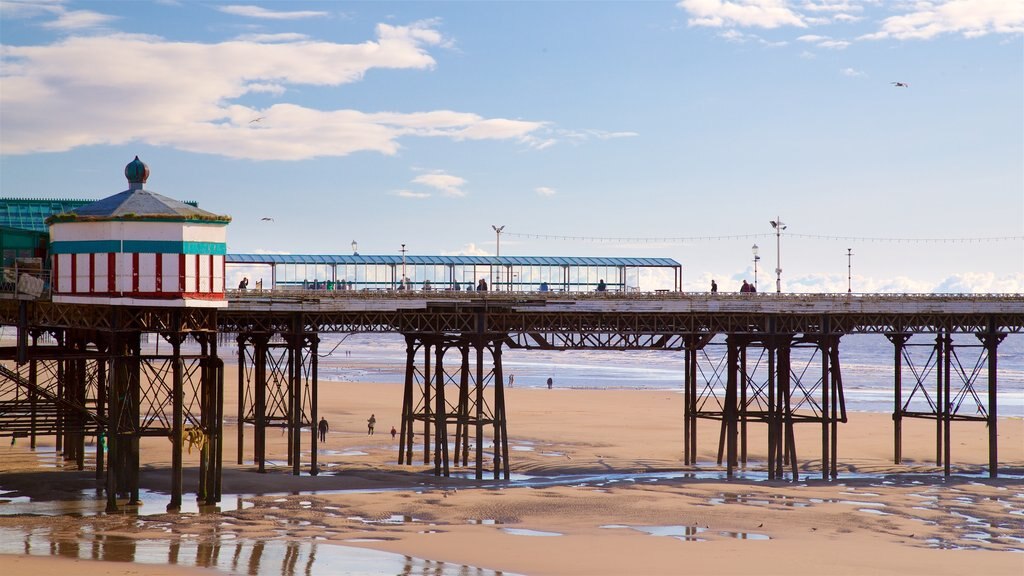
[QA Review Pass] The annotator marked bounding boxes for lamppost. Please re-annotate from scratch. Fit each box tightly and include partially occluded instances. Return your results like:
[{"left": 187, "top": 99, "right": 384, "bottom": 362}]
[
  {"left": 751, "top": 243, "right": 760, "bottom": 291},
  {"left": 351, "top": 240, "right": 358, "bottom": 256},
  {"left": 847, "top": 248, "right": 853, "bottom": 294},
  {"left": 770, "top": 218, "right": 786, "bottom": 293},
  {"left": 492, "top": 225, "right": 505, "bottom": 257},
  {"left": 492, "top": 225, "right": 504, "bottom": 290},
  {"left": 400, "top": 243, "right": 407, "bottom": 289}
]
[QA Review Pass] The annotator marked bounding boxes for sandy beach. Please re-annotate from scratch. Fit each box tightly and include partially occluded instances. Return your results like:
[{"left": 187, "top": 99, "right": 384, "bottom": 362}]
[{"left": 1, "top": 366, "right": 1022, "bottom": 576}]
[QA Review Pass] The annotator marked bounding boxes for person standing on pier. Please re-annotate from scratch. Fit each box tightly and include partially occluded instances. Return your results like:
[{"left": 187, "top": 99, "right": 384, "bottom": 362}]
[
  {"left": 477, "top": 278, "right": 488, "bottom": 291},
  {"left": 711, "top": 280, "right": 718, "bottom": 293},
  {"left": 318, "top": 417, "right": 329, "bottom": 442},
  {"left": 596, "top": 279, "right": 607, "bottom": 292},
  {"left": 367, "top": 414, "right": 376, "bottom": 435},
  {"left": 740, "top": 280, "right": 750, "bottom": 293}
]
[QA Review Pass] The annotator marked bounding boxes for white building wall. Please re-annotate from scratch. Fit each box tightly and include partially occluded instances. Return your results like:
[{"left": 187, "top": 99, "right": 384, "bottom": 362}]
[
  {"left": 184, "top": 254, "right": 197, "bottom": 293},
  {"left": 212, "top": 254, "right": 224, "bottom": 293},
  {"left": 94, "top": 254, "right": 109, "bottom": 293},
  {"left": 56, "top": 254, "right": 72, "bottom": 293},
  {"left": 162, "top": 253, "right": 180, "bottom": 293},
  {"left": 74, "top": 254, "right": 90, "bottom": 293},
  {"left": 138, "top": 253, "right": 156, "bottom": 292},
  {"left": 117, "top": 253, "right": 133, "bottom": 292}
]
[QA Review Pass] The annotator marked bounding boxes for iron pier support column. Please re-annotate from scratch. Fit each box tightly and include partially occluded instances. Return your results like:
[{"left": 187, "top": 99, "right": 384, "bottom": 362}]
[
  {"left": 236, "top": 335, "right": 246, "bottom": 465},
  {"left": 886, "top": 333, "right": 911, "bottom": 464},
  {"left": 398, "top": 335, "right": 416, "bottom": 466},
  {"left": 422, "top": 338, "right": 433, "bottom": 465},
  {"left": 724, "top": 335, "right": 740, "bottom": 478},
  {"left": 977, "top": 324, "right": 1005, "bottom": 478},
  {"left": 935, "top": 332, "right": 946, "bottom": 468},
  {"left": 168, "top": 318, "right": 185, "bottom": 512},
  {"left": 309, "top": 334, "right": 319, "bottom": 476},
  {"left": 253, "top": 334, "right": 269, "bottom": 473},
  {"left": 493, "top": 340, "right": 509, "bottom": 480},
  {"left": 433, "top": 340, "right": 449, "bottom": 477},
  {"left": 942, "top": 331, "right": 952, "bottom": 478}
]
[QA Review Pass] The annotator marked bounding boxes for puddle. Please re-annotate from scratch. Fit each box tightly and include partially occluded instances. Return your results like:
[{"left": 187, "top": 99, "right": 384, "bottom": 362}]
[
  {"left": 502, "top": 528, "right": 561, "bottom": 537},
  {"left": 349, "top": 514, "right": 419, "bottom": 525},
  {"left": 631, "top": 525, "right": 709, "bottom": 542},
  {"left": 0, "top": 489, "right": 254, "bottom": 517},
  {"left": 719, "top": 531, "right": 770, "bottom": 540},
  {"left": 0, "top": 527, "right": 515, "bottom": 575},
  {"left": 858, "top": 508, "right": 891, "bottom": 515}
]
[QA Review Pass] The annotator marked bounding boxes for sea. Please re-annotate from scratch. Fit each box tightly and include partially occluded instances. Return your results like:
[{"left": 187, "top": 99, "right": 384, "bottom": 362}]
[{"left": 315, "top": 332, "right": 1024, "bottom": 418}]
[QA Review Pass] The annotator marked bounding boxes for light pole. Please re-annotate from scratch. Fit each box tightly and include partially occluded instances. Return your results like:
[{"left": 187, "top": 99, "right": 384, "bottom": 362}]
[
  {"left": 492, "top": 225, "right": 505, "bottom": 257},
  {"left": 400, "top": 243, "right": 407, "bottom": 289},
  {"left": 492, "top": 225, "right": 504, "bottom": 290},
  {"left": 847, "top": 248, "right": 853, "bottom": 294},
  {"left": 351, "top": 240, "right": 358, "bottom": 256},
  {"left": 751, "top": 243, "right": 760, "bottom": 291},
  {"left": 770, "top": 218, "right": 786, "bottom": 293}
]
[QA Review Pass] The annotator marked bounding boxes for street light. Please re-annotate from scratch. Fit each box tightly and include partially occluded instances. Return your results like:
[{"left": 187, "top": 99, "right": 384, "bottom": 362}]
[
  {"left": 351, "top": 240, "right": 358, "bottom": 256},
  {"left": 847, "top": 248, "right": 854, "bottom": 294},
  {"left": 492, "top": 225, "right": 505, "bottom": 290},
  {"left": 769, "top": 218, "right": 787, "bottom": 293},
  {"left": 400, "top": 243, "right": 407, "bottom": 289},
  {"left": 751, "top": 243, "right": 760, "bottom": 291}
]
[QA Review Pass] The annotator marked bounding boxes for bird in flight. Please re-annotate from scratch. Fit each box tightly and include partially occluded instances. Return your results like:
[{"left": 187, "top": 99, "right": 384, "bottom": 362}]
[
  {"left": 260, "top": 217, "right": 274, "bottom": 222},
  {"left": 249, "top": 117, "right": 265, "bottom": 124},
  {"left": 891, "top": 82, "right": 909, "bottom": 88}
]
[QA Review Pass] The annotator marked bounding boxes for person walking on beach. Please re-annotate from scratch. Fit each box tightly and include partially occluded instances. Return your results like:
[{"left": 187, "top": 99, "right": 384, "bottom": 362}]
[
  {"left": 367, "top": 414, "right": 376, "bottom": 435},
  {"left": 390, "top": 426, "right": 397, "bottom": 440},
  {"left": 711, "top": 279, "right": 718, "bottom": 294},
  {"left": 547, "top": 377, "right": 553, "bottom": 389},
  {"left": 508, "top": 374, "right": 514, "bottom": 388},
  {"left": 318, "top": 417, "right": 329, "bottom": 442},
  {"left": 477, "top": 278, "right": 488, "bottom": 291}
]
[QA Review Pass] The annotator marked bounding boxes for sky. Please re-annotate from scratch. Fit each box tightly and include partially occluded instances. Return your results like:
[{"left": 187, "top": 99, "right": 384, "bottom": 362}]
[{"left": 1, "top": 0, "right": 1022, "bottom": 293}]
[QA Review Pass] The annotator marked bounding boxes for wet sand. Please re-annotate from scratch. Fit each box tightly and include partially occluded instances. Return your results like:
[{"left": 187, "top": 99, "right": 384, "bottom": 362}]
[{"left": 1, "top": 372, "right": 1023, "bottom": 575}]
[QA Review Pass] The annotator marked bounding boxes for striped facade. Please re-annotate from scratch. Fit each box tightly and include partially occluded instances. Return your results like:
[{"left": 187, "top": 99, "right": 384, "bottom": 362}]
[{"left": 50, "top": 221, "right": 227, "bottom": 308}]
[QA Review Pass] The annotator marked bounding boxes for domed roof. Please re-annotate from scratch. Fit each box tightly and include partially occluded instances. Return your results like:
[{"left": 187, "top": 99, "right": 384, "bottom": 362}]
[
  {"left": 124, "top": 156, "right": 150, "bottom": 185},
  {"left": 47, "top": 157, "right": 230, "bottom": 224}
]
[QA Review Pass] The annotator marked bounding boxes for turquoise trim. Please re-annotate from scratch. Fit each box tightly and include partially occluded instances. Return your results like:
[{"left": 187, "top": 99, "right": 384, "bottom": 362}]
[{"left": 50, "top": 240, "right": 226, "bottom": 255}]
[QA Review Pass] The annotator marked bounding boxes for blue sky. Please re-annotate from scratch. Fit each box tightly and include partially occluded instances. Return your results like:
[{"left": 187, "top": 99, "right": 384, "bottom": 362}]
[{"left": 1, "top": 1, "right": 1022, "bottom": 292}]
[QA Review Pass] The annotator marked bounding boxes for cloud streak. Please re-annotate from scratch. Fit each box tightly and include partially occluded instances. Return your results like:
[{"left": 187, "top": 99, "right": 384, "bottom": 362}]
[{"left": 0, "top": 22, "right": 547, "bottom": 160}]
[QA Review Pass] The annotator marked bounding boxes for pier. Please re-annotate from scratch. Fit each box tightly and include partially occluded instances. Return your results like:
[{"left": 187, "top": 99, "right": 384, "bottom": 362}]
[{"left": 1, "top": 287, "right": 1021, "bottom": 510}]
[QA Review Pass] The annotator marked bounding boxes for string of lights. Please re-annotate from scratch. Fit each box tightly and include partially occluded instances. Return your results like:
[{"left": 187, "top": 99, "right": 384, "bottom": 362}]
[{"left": 502, "top": 231, "right": 1024, "bottom": 245}]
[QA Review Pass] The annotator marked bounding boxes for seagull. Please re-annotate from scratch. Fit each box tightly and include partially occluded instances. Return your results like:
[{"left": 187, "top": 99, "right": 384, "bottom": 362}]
[
  {"left": 891, "top": 82, "right": 909, "bottom": 88},
  {"left": 249, "top": 117, "right": 265, "bottom": 123},
  {"left": 260, "top": 217, "right": 274, "bottom": 222}
]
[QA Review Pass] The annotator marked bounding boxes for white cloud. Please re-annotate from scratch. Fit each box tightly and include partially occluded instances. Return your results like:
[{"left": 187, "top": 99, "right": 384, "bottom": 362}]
[
  {"left": 233, "top": 32, "right": 311, "bottom": 43},
  {"left": 861, "top": 0, "right": 1024, "bottom": 40},
  {"left": 218, "top": 5, "right": 328, "bottom": 20},
  {"left": 41, "top": 8, "right": 117, "bottom": 29},
  {"left": 797, "top": 34, "right": 830, "bottom": 42},
  {"left": 412, "top": 171, "right": 467, "bottom": 197},
  {"left": 677, "top": 0, "right": 807, "bottom": 28},
  {"left": 818, "top": 39, "right": 851, "bottom": 48},
  {"left": 442, "top": 243, "right": 490, "bottom": 257},
  {"left": 392, "top": 190, "right": 431, "bottom": 199},
  {"left": 535, "top": 186, "right": 557, "bottom": 197},
  {"left": 680, "top": 0, "right": 1021, "bottom": 42},
  {"left": 0, "top": 23, "right": 547, "bottom": 160},
  {"left": 684, "top": 271, "right": 1024, "bottom": 293},
  {"left": 841, "top": 67, "right": 865, "bottom": 77}
]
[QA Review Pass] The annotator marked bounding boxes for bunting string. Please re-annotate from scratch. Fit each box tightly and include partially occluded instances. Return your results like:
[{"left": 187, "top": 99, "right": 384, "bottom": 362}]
[{"left": 503, "top": 231, "right": 1024, "bottom": 245}]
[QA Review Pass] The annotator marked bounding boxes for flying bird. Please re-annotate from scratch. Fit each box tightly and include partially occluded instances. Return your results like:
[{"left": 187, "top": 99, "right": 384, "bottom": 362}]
[
  {"left": 249, "top": 117, "right": 265, "bottom": 123},
  {"left": 260, "top": 217, "right": 274, "bottom": 222},
  {"left": 891, "top": 82, "right": 909, "bottom": 88}
]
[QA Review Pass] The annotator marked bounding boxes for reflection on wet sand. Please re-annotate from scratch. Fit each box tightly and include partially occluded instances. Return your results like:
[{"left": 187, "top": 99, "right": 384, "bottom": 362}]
[{"left": 0, "top": 526, "right": 511, "bottom": 576}]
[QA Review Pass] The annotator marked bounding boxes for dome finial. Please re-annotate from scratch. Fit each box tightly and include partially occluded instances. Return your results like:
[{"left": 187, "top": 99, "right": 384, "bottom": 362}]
[{"left": 125, "top": 155, "right": 150, "bottom": 189}]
